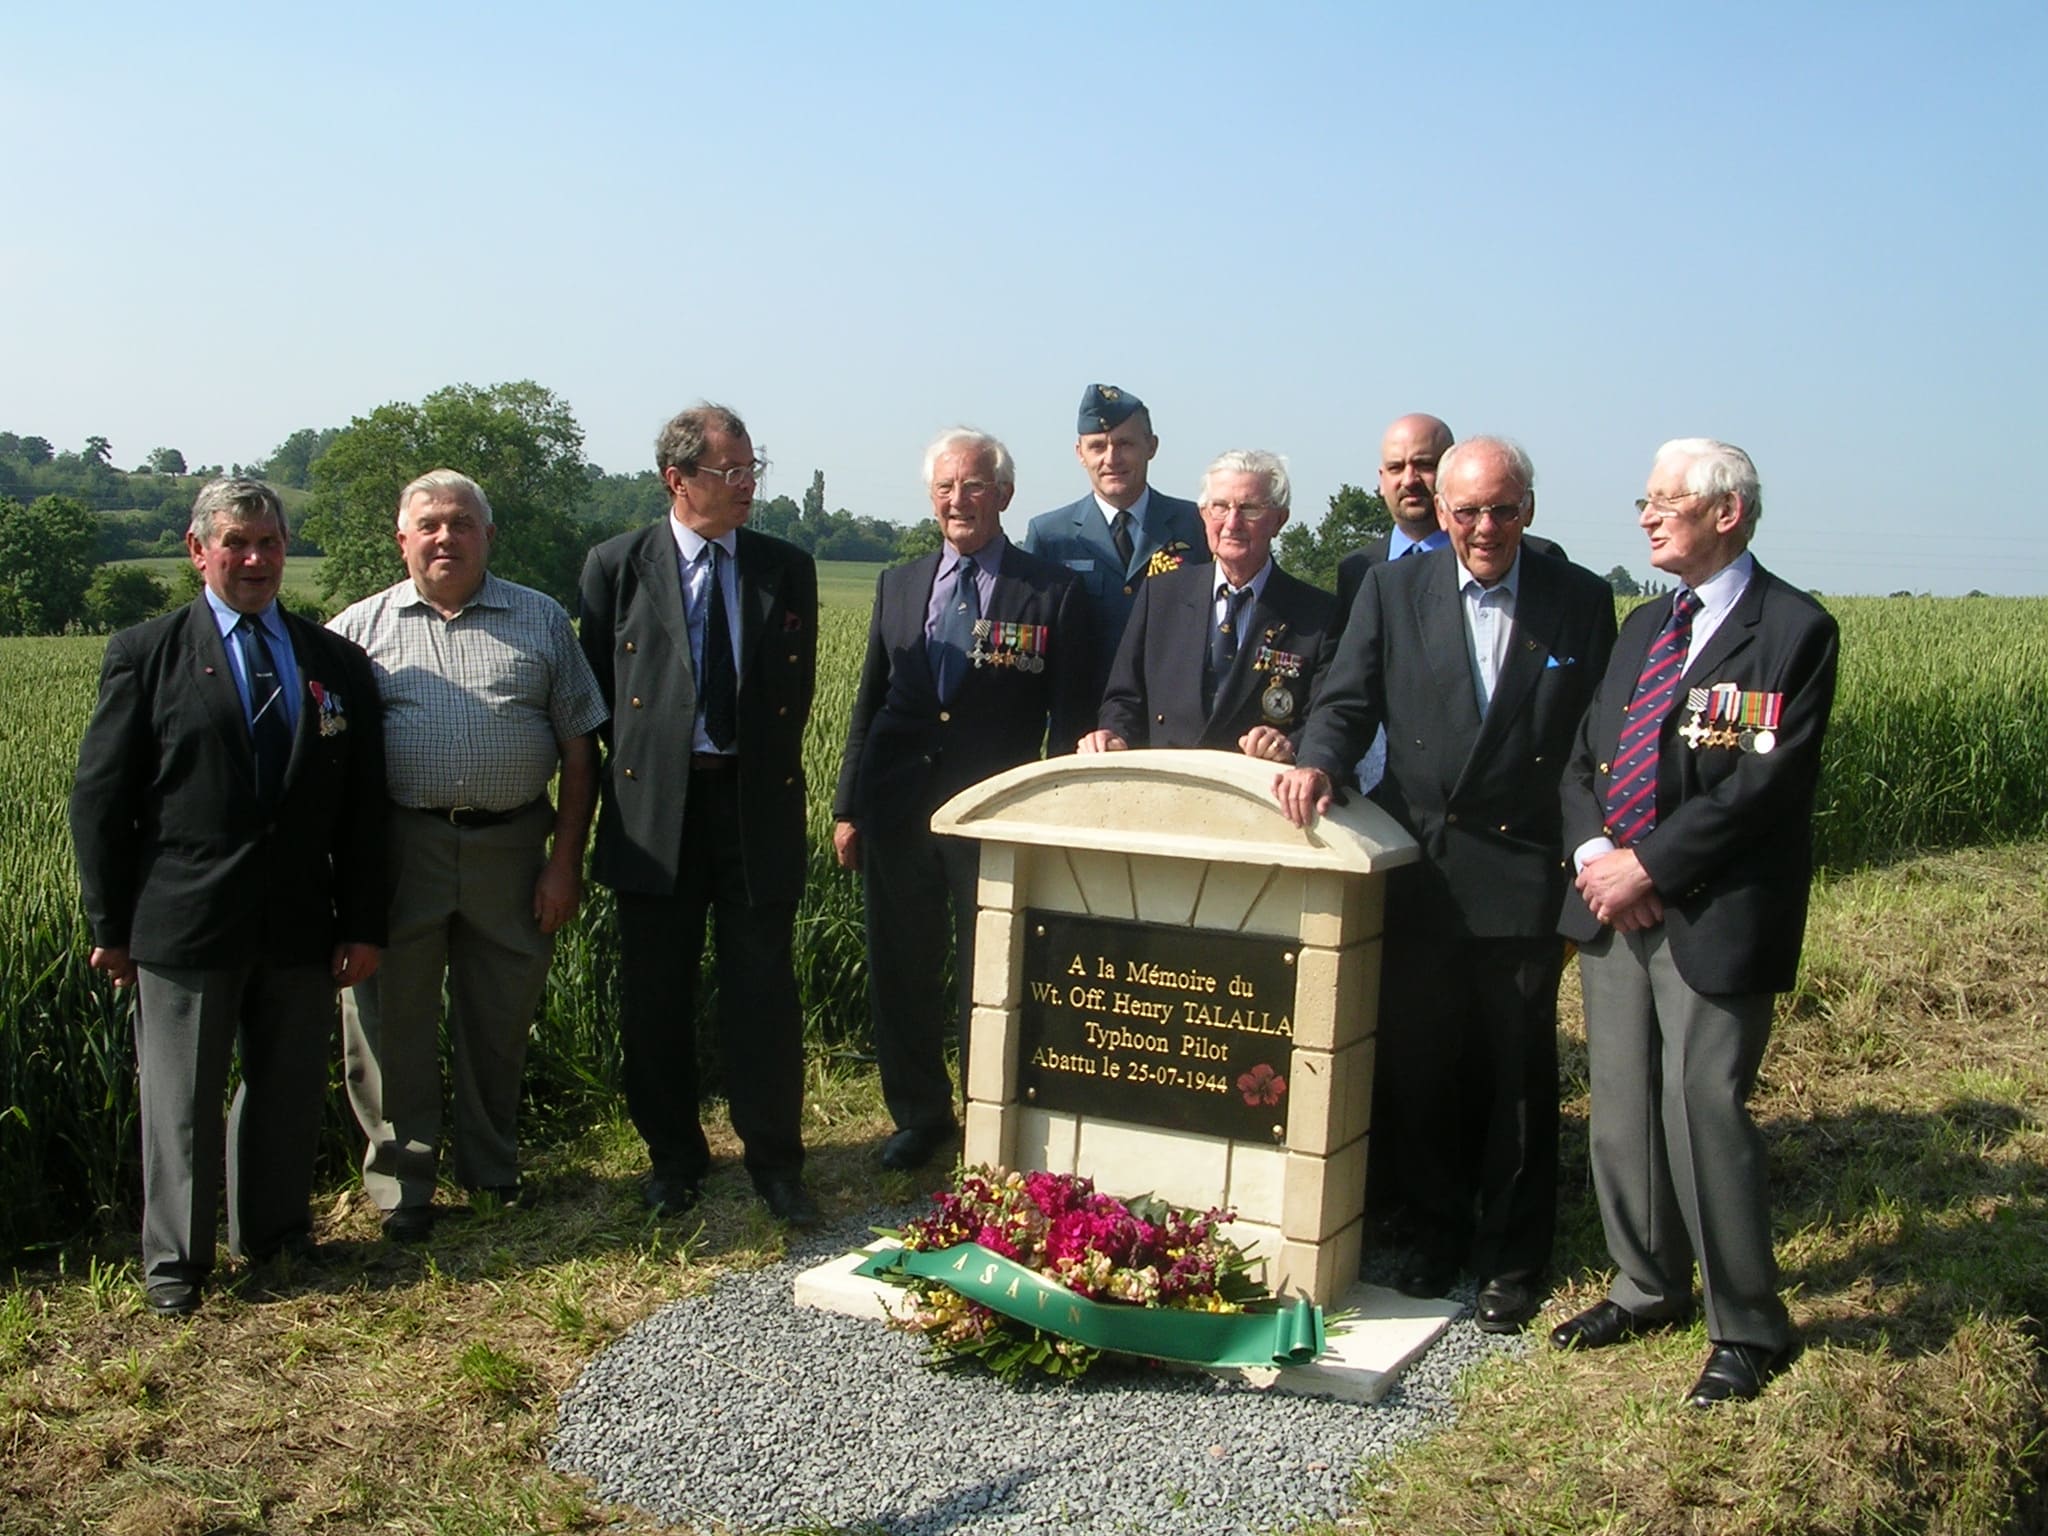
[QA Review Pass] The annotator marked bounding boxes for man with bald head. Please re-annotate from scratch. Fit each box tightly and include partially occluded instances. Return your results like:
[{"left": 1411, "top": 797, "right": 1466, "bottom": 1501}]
[
  {"left": 1336, "top": 414, "right": 1567, "bottom": 615},
  {"left": 1334, "top": 413, "right": 1569, "bottom": 1238},
  {"left": 1276, "top": 437, "right": 1616, "bottom": 1332}
]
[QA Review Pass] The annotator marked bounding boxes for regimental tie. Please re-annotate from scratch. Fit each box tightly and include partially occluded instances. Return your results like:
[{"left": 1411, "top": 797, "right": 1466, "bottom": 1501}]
[
  {"left": 1601, "top": 587, "right": 1702, "bottom": 845},
  {"left": 234, "top": 613, "right": 293, "bottom": 809},
  {"left": 931, "top": 555, "right": 980, "bottom": 702},
  {"left": 699, "top": 543, "right": 739, "bottom": 751},
  {"left": 1110, "top": 509, "right": 1135, "bottom": 571}
]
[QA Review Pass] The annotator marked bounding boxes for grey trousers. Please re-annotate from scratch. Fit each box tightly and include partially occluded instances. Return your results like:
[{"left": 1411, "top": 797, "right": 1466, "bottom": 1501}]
[
  {"left": 133, "top": 960, "right": 336, "bottom": 1284},
  {"left": 1577, "top": 926, "right": 1791, "bottom": 1350},
  {"left": 341, "top": 802, "right": 554, "bottom": 1211}
]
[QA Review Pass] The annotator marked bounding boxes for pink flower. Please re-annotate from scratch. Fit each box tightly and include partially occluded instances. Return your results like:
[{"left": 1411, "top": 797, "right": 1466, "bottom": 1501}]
[{"left": 1237, "top": 1062, "right": 1287, "bottom": 1107}]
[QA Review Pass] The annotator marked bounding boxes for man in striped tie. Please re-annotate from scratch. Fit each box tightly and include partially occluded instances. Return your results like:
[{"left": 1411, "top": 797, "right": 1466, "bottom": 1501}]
[{"left": 1554, "top": 439, "right": 1840, "bottom": 1408}]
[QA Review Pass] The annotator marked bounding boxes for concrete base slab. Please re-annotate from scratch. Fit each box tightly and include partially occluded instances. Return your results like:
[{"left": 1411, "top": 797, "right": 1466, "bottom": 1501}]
[{"left": 792, "top": 1244, "right": 1458, "bottom": 1403}]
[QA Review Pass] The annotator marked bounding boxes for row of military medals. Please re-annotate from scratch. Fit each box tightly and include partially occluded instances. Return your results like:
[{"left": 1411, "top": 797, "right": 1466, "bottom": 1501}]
[
  {"left": 1679, "top": 681, "right": 1781, "bottom": 754},
  {"left": 1252, "top": 629, "right": 1305, "bottom": 724},
  {"left": 971, "top": 619, "right": 1048, "bottom": 672}
]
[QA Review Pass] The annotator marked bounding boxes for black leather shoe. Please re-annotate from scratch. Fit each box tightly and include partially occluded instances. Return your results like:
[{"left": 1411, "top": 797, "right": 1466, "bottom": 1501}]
[
  {"left": 250, "top": 1232, "right": 321, "bottom": 1265},
  {"left": 644, "top": 1171, "right": 703, "bottom": 1217},
  {"left": 1475, "top": 1277, "right": 1543, "bottom": 1334},
  {"left": 755, "top": 1177, "right": 821, "bottom": 1228},
  {"left": 381, "top": 1205, "right": 436, "bottom": 1244},
  {"left": 879, "top": 1125, "right": 955, "bottom": 1172},
  {"left": 1549, "top": 1298, "right": 1686, "bottom": 1351},
  {"left": 1686, "top": 1339, "right": 1800, "bottom": 1407},
  {"left": 144, "top": 1281, "right": 202, "bottom": 1316},
  {"left": 1395, "top": 1258, "right": 1458, "bottom": 1299}
]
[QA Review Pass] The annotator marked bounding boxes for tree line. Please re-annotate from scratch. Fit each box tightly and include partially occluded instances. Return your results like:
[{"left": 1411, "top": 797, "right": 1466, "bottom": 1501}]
[
  {"left": 0, "top": 384, "right": 1664, "bottom": 636},
  {"left": 0, "top": 382, "right": 948, "bottom": 634}
]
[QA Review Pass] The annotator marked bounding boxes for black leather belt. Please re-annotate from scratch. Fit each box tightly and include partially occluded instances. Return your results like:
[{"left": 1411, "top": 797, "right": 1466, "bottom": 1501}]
[
  {"left": 411, "top": 798, "right": 544, "bottom": 828},
  {"left": 690, "top": 753, "right": 737, "bottom": 772}
]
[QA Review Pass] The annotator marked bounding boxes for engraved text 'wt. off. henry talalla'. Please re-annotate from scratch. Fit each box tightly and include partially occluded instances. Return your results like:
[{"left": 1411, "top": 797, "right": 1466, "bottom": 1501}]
[{"left": 1017, "top": 910, "right": 1297, "bottom": 1142}]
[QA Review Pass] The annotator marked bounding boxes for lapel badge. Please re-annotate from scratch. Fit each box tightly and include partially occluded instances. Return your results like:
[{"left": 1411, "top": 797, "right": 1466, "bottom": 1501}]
[{"left": 1145, "top": 541, "right": 1190, "bottom": 578}]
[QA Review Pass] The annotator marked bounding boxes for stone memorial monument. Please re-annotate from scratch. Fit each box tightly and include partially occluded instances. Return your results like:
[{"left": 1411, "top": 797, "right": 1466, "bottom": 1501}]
[
  {"left": 796, "top": 749, "right": 1459, "bottom": 1397},
  {"left": 935, "top": 748, "right": 1416, "bottom": 1306}
]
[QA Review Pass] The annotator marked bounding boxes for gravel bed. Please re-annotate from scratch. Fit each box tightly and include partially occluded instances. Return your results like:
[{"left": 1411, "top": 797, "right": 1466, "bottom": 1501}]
[{"left": 551, "top": 1208, "right": 1528, "bottom": 1535}]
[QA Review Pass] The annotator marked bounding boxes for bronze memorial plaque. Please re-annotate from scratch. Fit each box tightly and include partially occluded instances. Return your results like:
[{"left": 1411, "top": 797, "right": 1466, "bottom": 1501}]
[{"left": 1017, "top": 909, "right": 1297, "bottom": 1142}]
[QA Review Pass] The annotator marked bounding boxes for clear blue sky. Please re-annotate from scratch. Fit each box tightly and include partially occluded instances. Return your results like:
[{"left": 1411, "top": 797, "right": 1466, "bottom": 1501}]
[{"left": 6, "top": 2, "right": 2043, "bottom": 594}]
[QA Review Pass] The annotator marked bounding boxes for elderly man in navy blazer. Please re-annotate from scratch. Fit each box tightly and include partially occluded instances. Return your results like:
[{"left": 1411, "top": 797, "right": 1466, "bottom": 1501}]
[
  {"left": 835, "top": 428, "right": 1093, "bottom": 1171},
  {"left": 1332, "top": 413, "right": 1570, "bottom": 1244},
  {"left": 1021, "top": 383, "right": 1206, "bottom": 697},
  {"left": 1552, "top": 439, "right": 1838, "bottom": 1408},
  {"left": 1080, "top": 448, "right": 1337, "bottom": 761},
  {"left": 1274, "top": 437, "right": 1617, "bottom": 1334},
  {"left": 70, "top": 478, "right": 388, "bottom": 1315}
]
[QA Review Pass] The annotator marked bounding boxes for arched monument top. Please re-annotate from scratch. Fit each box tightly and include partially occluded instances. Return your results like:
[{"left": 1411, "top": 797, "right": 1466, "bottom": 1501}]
[{"left": 930, "top": 749, "right": 1419, "bottom": 874}]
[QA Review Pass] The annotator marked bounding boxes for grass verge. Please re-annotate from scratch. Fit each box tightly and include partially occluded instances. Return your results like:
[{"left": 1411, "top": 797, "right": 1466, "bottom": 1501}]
[{"left": 3, "top": 844, "right": 2045, "bottom": 1535}]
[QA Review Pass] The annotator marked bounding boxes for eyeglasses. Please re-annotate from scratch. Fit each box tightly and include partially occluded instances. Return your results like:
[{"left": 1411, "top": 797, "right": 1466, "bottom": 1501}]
[
  {"left": 1200, "top": 501, "right": 1278, "bottom": 523},
  {"left": 933, "top": 479, "right": 998, "bottom": 499},
  {"left": 1442, "top": 503, "right": 1526, "bottom": 527},
  {"left": 1634, "top": 492, "right": 1709, "bottom": 520},
  {"left": 695, "top": 456, "right": 770, "bottom": 487}
]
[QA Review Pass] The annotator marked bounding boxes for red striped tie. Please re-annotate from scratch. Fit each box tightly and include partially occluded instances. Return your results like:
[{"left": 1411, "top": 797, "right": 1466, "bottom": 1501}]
[{"left": 1602, "top": 589, "right": 1702, "bottom": 846}]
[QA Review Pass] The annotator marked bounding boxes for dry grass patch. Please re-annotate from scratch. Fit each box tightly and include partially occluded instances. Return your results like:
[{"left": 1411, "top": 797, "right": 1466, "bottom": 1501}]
[
  {"left": 1324, "top": 842, "right": 2048, "bottom": 1536},
  {"left": 0, "top": 1067, "right": 893, "bottom": 1535},
  {"left": 7, "top": 850, "right": 2048, "bottom": 1534}
]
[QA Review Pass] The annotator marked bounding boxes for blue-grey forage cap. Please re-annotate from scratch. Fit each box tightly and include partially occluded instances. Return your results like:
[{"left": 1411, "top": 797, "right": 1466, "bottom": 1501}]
[{"left": 1077, "top": 383, "right": 1144, "bottom": 434}]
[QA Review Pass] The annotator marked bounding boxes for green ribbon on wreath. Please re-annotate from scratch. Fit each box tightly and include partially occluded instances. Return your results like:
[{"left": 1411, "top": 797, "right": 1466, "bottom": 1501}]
[{"left": 856, "top": 1243, "right": 1324, "bottom": 1368}]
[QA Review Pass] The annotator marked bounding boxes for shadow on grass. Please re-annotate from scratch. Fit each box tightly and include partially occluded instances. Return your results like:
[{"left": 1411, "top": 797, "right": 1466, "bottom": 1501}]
[{"left": 1547, "top": 1095, "right": 2048, "bottom": 1365}]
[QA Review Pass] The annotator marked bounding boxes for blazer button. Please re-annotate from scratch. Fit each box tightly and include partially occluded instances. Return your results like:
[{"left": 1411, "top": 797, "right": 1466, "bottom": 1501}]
[
  {"left": 623, "top": 767, "right": 636, "bottom": 780},
  {"left": 1532, "top": 754, "right": 1544, "bottom": 764},
  {"left": 939, "top": 710, "right": 952, "bottom": 723},
  {"left": 777, "top": 705, "right": 788, "bottom": 716},
  {"left": 1155, "top": 712, "right": 1166, "bottom": 723},
  {"left": 1598, "top": 761, "right": 1610, "bottom": 773},
  {"left": 1498, "top": 823, "right": 1510, "bottom": 833},
  {"left": 1446, "top": 812, "right": 1459, "bottom": 824},
  {"left": 785, "top": 776, "right": 795, "bottom": 786},
  {"left": 787, "top": 652, "right": 798, "bottom": 663},
  {"left": 631, "top": 696, "right": 643, "bottom": 708},
  {"left": 624, "top": 641, "right": 637, "bottom": 654}
]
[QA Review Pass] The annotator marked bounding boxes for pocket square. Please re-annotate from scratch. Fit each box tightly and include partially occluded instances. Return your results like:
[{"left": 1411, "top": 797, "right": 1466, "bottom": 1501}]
[{"left": 1545, "top": 655, "right": 1577, "bottom": 669}]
